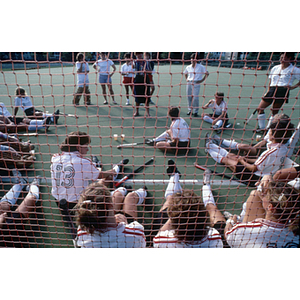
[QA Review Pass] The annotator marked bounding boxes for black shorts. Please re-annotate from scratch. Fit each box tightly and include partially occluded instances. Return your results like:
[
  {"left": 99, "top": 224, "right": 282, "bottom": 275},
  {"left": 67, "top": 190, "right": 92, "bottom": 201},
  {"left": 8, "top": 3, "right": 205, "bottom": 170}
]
[
  {"left": 234, "top": 163, "right": 261, "bottom": 187},
  {"left": 8, "top": 116, "right": 24, "bottom": 124},
  {"left": 208, "top": 113, "right": 229, "bottom": 126},
  {"left": 134, "top": 75, "right": 151, "bottom": 104},
  {"left": 169, "top": 140, "right": 190, "bottom": 148},
  {"left": 24, "top": 107, "right": 42, "bottom": 116},
  {"left": 263, "top": 87, "right": 290, "bottom": 104}
]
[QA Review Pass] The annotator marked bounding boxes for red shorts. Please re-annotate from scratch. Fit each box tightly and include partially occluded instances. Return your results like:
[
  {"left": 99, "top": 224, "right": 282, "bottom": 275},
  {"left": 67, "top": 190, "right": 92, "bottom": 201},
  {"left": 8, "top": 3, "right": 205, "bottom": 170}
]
[
  {"left": 147, "top": 74, "right": 153, "bottom": 83},
  {"left": 123, "top": 77, "right": 134, "bottom": 85}
]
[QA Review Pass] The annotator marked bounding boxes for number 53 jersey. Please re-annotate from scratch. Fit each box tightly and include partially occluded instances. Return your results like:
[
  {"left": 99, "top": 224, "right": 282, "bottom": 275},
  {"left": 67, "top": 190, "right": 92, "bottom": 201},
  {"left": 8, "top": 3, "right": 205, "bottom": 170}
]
[{"left": 51, "top": 151, "right": 100, "bottom": 203}]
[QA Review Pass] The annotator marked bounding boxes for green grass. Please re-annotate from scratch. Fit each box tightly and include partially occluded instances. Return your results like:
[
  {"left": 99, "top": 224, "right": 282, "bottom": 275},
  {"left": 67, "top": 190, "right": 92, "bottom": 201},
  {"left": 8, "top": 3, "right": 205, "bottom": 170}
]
[{"left": 1, "top": 63, "right": 299, "bottom": 247}]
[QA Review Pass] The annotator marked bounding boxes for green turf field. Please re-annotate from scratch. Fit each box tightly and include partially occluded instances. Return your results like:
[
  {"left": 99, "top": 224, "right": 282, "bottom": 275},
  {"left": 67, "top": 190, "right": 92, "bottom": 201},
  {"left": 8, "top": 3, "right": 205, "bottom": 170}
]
[{"left": 1, "top": 62, "right": 299, "bottom": 247}]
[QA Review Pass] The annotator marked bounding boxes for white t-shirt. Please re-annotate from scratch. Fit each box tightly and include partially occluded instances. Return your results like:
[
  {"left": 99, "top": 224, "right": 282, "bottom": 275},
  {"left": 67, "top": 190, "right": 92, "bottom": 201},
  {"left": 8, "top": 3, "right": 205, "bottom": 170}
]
[
  {"left": 0, "top": 103, "right": 12, "bottom": 117},
  {"left": 75, "top": 221, "right": 146, "bottom": 248},
  {"left": 269, "top": 64, "right": 300, "bottom": 87},
  {"left": 254, "top": 143, "right": 289, "bottom": 177},
  {"left": 170, "top": 117, "right": 190, "bottom": 142},
  {"left": 121, "top": 63, "right": 134, "bottom": 77},
  {"left": 153, "top": 227, "right": 223, "bottom": 248},
  {"left": 51, "top": 151, "right": 100, "bottom": 202},
  {"left": 207, "top": 99, "right": 228, "bottom": 116},
  {"left": 226, "top": 218, "right": 299, "bottom": 248},
  {"left": 76, "top": 62, "right": 90, "bottom": 87},
  {"left": 14, "top": 96, "right": 33, "bottom": 111},
  {"left": 95, "top": 59, "right": 114, "bottom": 75},
  {"left": 184, "top": 63, "right": 208, "bottom": 82}
]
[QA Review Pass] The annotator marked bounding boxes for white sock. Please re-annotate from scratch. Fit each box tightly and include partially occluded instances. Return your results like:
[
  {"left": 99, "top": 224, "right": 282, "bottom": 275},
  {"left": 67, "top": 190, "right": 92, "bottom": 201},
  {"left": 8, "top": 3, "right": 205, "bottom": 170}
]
[
  {"left": 286, "top": 122, "right": 300, "bottom": 158},
  {"left": 28, "top": 183, "right": 40, "bottom": 201},
  {"left": 154, "top": 131, "right": 170, "bottom": 142},
  {"left": 202, "top": 184, "right": 216, "bottom": 207},
  {"left": 207, "top": 143, "right": 228, "bottom": 164},
  {"left": 239, "top": 202, "right": 247, "bottom": 223},
  {"left": 203, "top": 115, "right": 213, "bottom": 124},
  {"left": 0, "top": 184, "right": 23, "bottom": 205},
  {"left": 258, "top": 113, "right": 266, "bottom": 129},
  {"left": 222, "top": 139, "right": 239, "bottom": 150},
  {"left": 134, "top": 188, "right": 147, "bottom": 205},
  {"left": 215, "top": 120, "right": 223, "bottom": 127},
  {"left": 266, "top": 115, "right": 274, "bottom": 129},
  {"left": 164, "top": 173, "right": 182, "bottom": 198},
  {"left": 111, "top": 186, "right": 127, "bottom": 197}
]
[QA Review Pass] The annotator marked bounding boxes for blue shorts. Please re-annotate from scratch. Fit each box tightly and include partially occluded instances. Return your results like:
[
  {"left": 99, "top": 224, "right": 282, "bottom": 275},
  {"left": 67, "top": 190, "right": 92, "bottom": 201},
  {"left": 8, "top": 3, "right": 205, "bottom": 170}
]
[{"left": 99, "top": 74, "right": 112, "bottom": 84}]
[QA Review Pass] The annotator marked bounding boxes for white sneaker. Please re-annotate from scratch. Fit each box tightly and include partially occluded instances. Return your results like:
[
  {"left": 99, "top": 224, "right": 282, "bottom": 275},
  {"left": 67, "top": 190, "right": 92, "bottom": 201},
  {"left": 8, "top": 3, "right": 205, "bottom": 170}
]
[
  {"left": 12, "top": 169, "right": 27, "bottom": 185},
  {"left": 26, "top": 175, "right": 42, "bottom": 191}
]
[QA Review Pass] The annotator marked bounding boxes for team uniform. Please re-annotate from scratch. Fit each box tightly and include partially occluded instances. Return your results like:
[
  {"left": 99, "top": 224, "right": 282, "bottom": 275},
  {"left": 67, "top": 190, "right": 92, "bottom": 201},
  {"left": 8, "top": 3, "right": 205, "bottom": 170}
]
[
  {"left": 264, "top": 63, "right": 300, "bottom": 103},
  {"left": 74, "top": 61, "right": 91, "bottom": 105},
  {"left": 14, "top": 96, "right": 43, "bottom": 116},
  {"left": 121, "top": 63, "right": 134, "bottom": 85},
  {"left": 184, "top": 63, "right": 208, "bottom": 114},
  {"left": 75, "top": 221, "right": 146, "bottom": 248},
  {"left": 169, "top": 117, "right": 190, "bottom": 147},
  {"left": 94, "top": 59, "right": 115, "bottom": 84},
  {"left": 153, "top": 227, "right": 223, "bottom": 248},
  {"left": 50, "top": 151, "right": 100, "bottom": 203},
  {"left": 226, "top": 218, "right": 299, "bottom": 248},
  {"left": 204, "top": 99, "right": 229, "bottom": 127}
]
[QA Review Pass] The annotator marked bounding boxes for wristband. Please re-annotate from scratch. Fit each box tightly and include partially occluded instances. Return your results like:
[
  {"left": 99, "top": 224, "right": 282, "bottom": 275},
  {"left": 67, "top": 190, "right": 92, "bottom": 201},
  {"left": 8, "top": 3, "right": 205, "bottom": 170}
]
[{"left": 226, "top": 218, "right": 236, "bottom": 226}]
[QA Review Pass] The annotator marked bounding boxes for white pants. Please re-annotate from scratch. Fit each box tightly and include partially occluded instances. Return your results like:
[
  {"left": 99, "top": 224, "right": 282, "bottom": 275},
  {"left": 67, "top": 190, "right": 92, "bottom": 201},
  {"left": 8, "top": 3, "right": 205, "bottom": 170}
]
[{"left": 186, "top": 82, "right": 200, "bottom": 113}]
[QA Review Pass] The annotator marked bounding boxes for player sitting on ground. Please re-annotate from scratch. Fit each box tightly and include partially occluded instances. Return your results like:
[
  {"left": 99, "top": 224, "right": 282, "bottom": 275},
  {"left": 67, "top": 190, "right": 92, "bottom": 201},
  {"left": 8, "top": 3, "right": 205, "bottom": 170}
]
[
  {"left": 205, "top": 118, "right": 294, "bottom": 186},
  {"left": 13, "top": 87, "right": 59, "bottom": 124},
  {"left": 153, "top": 160, "right": 225, "bottom": 248},
  {"left": 0, "top": 131, "right": 34, "bottom": 153},
  {"left": 224, "top": 177, "right": 300, "bottom": 248},
  {"left": 210, "top": 113, "right": 298, "bottom": 158},
  {"left": 146, "top": 106, "right": 191, "bottom": 154},
  {"left": 202, "top": 91, "right": 231, "bottom": 133},
  {"left": 50, "top": 131, "right": 129, "bottom": 209},
  {"left": 0, "top": 171, "right": 41, "bottom": 247},
  {"left": 74, "top": 181, "right": 147, "bottom": 248}
]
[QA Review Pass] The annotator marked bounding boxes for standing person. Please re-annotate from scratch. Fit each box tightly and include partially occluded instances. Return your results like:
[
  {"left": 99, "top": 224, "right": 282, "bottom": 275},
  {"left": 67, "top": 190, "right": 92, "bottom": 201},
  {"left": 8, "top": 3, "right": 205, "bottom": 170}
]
[
  {"left": 74, "top": 181, "right": 147, "bottom": 248},
  {"left": 205, "top": 118, "right": 295, "bottom": 186},
  {"left": 13, "top": 87, "right": 59, "bottom": 123},
  {"left": 120, "top": 53, "right": 135, "bottom": 106},
  {"left": 144, "top": 52, "right": 155, "bottom": 105},
  {"left": 153, "top": 161, "right": 225, "bottom": 248},
  {"left": 256, "top": 52, "right": 300, "bottom": 132},
  {"left": 73, "top": 53, "right": 91, "bottom": 106},
  {"left": 93, "top": 52, "right": 117, "bottom": 105},
  {"left": 146, "top": 106, "right": 190, "bottom": 154},
  {"left": 183, "top": 53, "right": 209, "bottom": 117},
  {"left": 224, "top": 178, "right": 300, "bottom": 248},
  {"left": 202, "top": 91, "right": 231, "bottom": 133},
  {"left": 133, "top": 52, "right": 151, "bottom": 117},
  {"left": 50, "top": 131, "right": 128, "bottom": 208}
]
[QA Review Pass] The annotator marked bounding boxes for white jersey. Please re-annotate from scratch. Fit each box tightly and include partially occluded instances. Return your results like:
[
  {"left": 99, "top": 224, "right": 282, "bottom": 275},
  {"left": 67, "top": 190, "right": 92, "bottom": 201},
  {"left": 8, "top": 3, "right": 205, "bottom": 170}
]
[
  {"left": 51, "top": 151, "right": 100, "bottom": 202},
  {"left": 0, "top": 103, "right": 12, "bottom": 117},
  {"left": 121, "top": 63, "right": 134, "bottom": 77},
  {"left": 226, "top": 218, "right": 299, "bottom": 248},
  {"left": 95, "top": 59, "right": 114, "bottom": 75},
  {"left": 14, "top": 96, "right": 33, "bottom": 111},
  {"left": 153, "top": 227, "right": 223, "bottom": 248},
  {"left": 254, "top": 142, "right": 289, "bottom": 177},
  {"left": 75, "top": 221, "right": 146, "bottom": 248},
  {"left": 184, "top": 63, "right": 207, "bottom": 82},
  {"left": 170, "top": 117, "right": 190, "bottom": 142},
  {"left": 269, "top": 64, "right": 300, "bottom": 87},
  {"left": 76, "top": 62, "right": 90, "bottom": 87},
  {"left": 207, "top": 99, "right": 228, "bottom": 116}
]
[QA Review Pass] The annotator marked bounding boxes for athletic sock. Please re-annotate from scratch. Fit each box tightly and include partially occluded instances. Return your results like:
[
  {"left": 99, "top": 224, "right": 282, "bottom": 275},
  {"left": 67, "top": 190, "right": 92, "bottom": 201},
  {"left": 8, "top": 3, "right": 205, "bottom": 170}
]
[
  {"left": 222, "top": 139, "right": 239, "bottom": 150},
  {"left": 0, "top": 184, "right": 23, "bottom": 206},
  {"left": 258, "top": 113, "right": 266, "bottom": 129},
  {"left": 113, "top": 165, "right": 120, "bottom": 181},
  {"left": 203, "top": 115, "right": 213, "bottom": 124},
  {"left": 202, "top": 184, "right": 216, "bottom": 207},
  {"left": 28, "top": 184, "right": 40, "bottom": 201},
  {"left": 215, "top": 120, "right": 223, "bottom": 127},
  {"left": 164, "top": 173, "right": 182, "bottom": 198},
  {"left": 207, "top": 143, "right": 228, "bottom": 164},
  {"left": 112, "top": 186, "right": 127, "bottom": 198},
  {"left": 134, "top": 188, "right": 147, "bottom": 205},
  {"left": 266, "top": 115, "right": 274, "bottom": 129}
]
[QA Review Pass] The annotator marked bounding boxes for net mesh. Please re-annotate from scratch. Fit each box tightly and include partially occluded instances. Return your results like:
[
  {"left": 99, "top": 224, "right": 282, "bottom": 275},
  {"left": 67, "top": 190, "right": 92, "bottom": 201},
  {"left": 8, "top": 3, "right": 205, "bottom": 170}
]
[{"left": 0, "top": 52, "right": 299, "bottom": 248}]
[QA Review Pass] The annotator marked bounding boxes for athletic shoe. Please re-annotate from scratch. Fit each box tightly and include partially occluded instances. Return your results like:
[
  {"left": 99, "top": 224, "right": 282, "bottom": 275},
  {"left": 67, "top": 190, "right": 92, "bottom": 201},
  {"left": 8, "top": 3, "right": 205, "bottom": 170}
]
[
  {"left": 103, "top": 101, "right": 108, "bottom": 105},
  {"left": 253, "top": 128, "right": 266, "bottom": 134},
  {"left": 92, "top": 155, "right": 102, "bottom": 169},
  {"left": 133, "top": 112, "right": 140, "bottom": 117},
  {"left": 203, "top": 169, "right": 211, "bottom": 185},
  {"left": 26, "top": 175, "right": 42, "bottom": 191},
  {"left": 187, "top": 111, "right": 192, "bottom": 116},
  {"left": 145, "top": 139, "right": 155, "bottom": 146},
  {"left": 45, "top": 116, "right": 53, "bottom": 125},
  {"left": 204, "top": 132, "right": 210, "bottom": 148},
  {"left": 114, "top": 158, "right": 129, "bottom": 173},
  {"left": 225, "top": 123, "right": 232, "bottom": 128},
  {"left": 126, "top": 102, "right": 130, "bottom": 106},
  {"left": 193, "top": 113, "right": 198, "bottom": 117},
  {"left": 166, "top": 159, "right": 181, "bottom": 177},
  {"left": 149, "top": 100, "right": 155, "bottom": 105},
  {"left": 212, "top": 125, "right": 221, "bottom": 134},
  {"left": 113, "top": 100, "right": 118, "bottom": 105}
]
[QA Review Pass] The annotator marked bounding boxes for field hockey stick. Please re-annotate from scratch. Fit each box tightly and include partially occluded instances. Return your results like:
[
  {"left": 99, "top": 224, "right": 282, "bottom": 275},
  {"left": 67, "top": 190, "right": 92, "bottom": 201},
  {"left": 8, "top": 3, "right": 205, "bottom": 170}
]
[
  {"left": 194, "top": 163, "right": 247, "bottom": 185},
  {"left": 117, "top": 142, "right": 145, "bottom": 149},
  {"left": 15, "top": 132, "right": 38, "bottom": 137},
  {"left": 115, "top": 157, "right": 154, "bottom": 187},
  {"left": 59, "top": 199, "right": 77, "bottom": 240},
  {"left": 58, "top": 112, "right": 78, "bottom": 118},
  {"left": 244, "top": 109, "right": 257, "bottom": 125}
]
